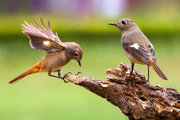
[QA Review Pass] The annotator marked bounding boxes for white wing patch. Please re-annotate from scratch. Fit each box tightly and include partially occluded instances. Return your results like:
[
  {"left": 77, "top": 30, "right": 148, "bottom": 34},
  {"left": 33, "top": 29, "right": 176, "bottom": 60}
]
[
  {"left": 131, "top": 43, "right": 139, "bottom": 49},
  {"left": 150, "top": 43, "right": 154, "bottom": 49},
  {"left": 43, "top": 41, "right": 50, "bottom": 46}
]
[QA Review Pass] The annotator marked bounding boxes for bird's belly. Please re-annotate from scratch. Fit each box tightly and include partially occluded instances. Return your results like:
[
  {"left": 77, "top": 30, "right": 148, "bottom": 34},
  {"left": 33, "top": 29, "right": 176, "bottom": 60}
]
[
  {"left": 40, "top": 59, "right": 68, "bottom": 72},
  {"left": 39, "top": 52, "right": 69, "bottom": 72},
  {"left": 124, "top": 51, "right": 144, "bottom": 64}
]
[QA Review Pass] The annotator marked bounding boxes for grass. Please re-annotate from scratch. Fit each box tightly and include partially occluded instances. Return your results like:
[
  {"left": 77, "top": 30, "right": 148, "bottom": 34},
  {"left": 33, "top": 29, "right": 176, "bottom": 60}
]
[{"left": 0, "top": 34, "right": 180, "bottom": 120}]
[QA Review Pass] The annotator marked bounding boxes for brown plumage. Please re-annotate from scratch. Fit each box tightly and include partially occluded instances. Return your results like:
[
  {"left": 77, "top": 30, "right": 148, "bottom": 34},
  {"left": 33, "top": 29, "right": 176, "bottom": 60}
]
[
  {"left": 9, "top": 18, "right": 82, "bottom": 84},
  {"left": 109, "top": 18, "right": 167, "bottom": 84}
]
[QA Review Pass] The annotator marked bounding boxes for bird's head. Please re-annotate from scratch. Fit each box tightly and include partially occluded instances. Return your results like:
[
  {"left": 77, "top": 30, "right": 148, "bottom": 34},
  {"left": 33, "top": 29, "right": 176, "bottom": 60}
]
[
  {"left": 65, "top": 42, "right": 82, "bottom": 67},
  {"left": 109, "top": 18, "right": 137, "bottom": 33}
]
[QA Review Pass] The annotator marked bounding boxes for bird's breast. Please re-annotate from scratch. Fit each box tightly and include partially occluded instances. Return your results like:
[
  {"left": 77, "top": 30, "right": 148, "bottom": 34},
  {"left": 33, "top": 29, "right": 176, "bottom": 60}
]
[{"left": 40, "top": 51, "right": 70, "bottom": 72}]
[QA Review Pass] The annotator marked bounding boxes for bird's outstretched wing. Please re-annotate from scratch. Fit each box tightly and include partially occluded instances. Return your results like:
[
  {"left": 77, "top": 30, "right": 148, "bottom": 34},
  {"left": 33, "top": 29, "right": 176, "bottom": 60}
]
[{"left": 22, "top": 18, "right": 64, "bottom": 50}]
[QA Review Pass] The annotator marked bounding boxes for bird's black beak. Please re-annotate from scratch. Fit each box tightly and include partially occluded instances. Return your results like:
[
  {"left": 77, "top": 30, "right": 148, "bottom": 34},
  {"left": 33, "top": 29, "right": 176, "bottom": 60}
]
[
  {"left": 77, "top": 60, "right": 81, "bottom": 67},
  {"left": 109, "top": 23, "right": 117, "bottom": 26}
]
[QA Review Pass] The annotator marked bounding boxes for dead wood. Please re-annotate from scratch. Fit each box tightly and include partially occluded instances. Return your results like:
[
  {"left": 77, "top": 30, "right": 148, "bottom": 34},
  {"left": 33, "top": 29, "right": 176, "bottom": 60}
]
[{"left": 65, "top": 62, "right": 180, "bottom": 120}]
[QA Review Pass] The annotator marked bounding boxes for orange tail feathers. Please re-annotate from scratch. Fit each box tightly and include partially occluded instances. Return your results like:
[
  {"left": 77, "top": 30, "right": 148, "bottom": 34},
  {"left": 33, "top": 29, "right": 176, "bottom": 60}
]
[
  {"left": 9, "top": 61, "right": 41, "bottom": 84},
  {"left": 149, "top": 58, "right": 168, "bottom": 80}
]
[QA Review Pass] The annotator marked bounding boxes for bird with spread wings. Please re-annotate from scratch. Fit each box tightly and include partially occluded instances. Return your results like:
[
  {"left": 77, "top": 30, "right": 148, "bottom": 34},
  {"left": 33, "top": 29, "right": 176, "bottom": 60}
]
[{"left": 9, "top": 18, "right": 82, "bottom": 84}]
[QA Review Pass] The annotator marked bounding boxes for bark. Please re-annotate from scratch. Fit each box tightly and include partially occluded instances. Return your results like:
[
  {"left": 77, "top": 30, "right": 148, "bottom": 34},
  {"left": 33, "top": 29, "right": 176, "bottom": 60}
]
[{"left": 65, "top": 62, "right": 180, "bottom": 120}]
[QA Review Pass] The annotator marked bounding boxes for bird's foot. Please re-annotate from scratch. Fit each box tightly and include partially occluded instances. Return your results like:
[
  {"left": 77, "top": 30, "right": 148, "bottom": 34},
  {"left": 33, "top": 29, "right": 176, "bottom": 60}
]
[
  {"left": 125, "top": 79, "right": 130, "bottom": 85},
  {"left": 122, "top": 82, "right": 129, "bottom": 85},
  {"left": 49, "top": 72, "right": 72, "bottom": 83},
  {"left": 75, "top": 72, "right": 82, "bottom": 76},
  {"left": 60, "top": 72, "right": 72, "bottom": 83},
  {"left": 121, "top": 79, "right": 130, "bottom": 85},
  {"left": 146, "top": 79, "right": 150, "bottom": 84}
]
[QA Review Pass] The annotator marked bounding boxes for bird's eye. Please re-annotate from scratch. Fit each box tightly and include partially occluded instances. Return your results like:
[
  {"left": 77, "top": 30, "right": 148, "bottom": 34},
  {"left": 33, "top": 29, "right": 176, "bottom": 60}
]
[
  {"left": 74, "top": 52, "right": 78, "bottom": 56},
  {"left": 122, "top": 20, "right": 127, "bottom": 25}
]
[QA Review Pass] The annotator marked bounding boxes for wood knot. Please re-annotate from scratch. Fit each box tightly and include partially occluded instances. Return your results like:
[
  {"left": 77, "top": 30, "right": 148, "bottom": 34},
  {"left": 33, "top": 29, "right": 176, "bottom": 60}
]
[{"left": 106, "top": 62, "right": 146, "bottom": 84}]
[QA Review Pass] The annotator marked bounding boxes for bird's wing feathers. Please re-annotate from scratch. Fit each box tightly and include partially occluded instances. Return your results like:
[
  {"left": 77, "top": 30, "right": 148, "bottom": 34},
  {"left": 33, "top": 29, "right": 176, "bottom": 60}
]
[
  {"left": 122, "top": 43, "right": 151, "bottom": 64},
  {"left": 122, "top": 32, "right": 156, "bottom": 65},
  {"left": 22, "top": 18, "right": 64, "bottom": 50},
  {"left": 147, "top": 43, "right": 156, "bottom": 59}
]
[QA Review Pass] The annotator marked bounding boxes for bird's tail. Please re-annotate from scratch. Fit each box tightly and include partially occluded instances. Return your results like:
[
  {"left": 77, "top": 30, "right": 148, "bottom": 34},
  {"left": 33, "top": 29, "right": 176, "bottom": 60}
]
[
  {"left": 149, "top": 58, "right": 168, "bottom": 80},
  {"left": 9, "top": 61, "right": 41, "bottom": 84}
]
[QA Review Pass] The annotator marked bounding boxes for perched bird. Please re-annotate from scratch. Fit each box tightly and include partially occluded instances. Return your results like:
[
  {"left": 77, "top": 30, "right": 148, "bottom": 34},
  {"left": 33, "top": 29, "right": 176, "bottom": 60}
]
[
  {"left": 109, "top": 18, "right": 167, "bottom": 84},
  {"left": 9, "top": 18, "right": 82, "bottom": 84}
]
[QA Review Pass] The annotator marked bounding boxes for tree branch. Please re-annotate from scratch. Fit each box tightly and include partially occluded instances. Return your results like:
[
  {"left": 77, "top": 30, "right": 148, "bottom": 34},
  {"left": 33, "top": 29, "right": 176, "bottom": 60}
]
[{"left": 65, "top": 63, "right": 180, "bottom": 120}]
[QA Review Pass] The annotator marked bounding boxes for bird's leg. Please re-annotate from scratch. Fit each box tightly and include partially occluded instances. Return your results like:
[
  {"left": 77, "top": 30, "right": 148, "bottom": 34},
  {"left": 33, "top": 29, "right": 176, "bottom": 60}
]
[
  {"left": 147, "top": 66, "right": 150, "bottom": 83},
  {"left": 58, "top": 69, "right": 69, "bottom": 83},
  {"left": 48, "top": 70, "right": 71, "bottom": 83},
  {"left": 48, "top": 71, "right": 59, "bottom": 78},
  {"left": 75, "top": 72, "right": 82, "bottom": 76},
  {"left": 58, "top": 69, "right": 61, "bottom": 77},
  {"left": 125, "top": 63, "right": 134, "bottom": 85},
  {"left": 61, "top": 71, "right": 72, "bottom": 83}
]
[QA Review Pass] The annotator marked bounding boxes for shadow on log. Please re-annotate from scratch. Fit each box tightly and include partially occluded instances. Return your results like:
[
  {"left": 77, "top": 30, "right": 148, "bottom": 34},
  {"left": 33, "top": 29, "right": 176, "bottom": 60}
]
[{"left": 65, "top": 62, "right": 180, "bottom": 120}]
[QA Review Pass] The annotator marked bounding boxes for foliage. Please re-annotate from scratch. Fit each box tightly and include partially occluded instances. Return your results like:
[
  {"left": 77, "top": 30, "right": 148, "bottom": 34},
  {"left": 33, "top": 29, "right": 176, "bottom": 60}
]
[{"left": 0, "top": 14, "right": 180, "bottom": 36}]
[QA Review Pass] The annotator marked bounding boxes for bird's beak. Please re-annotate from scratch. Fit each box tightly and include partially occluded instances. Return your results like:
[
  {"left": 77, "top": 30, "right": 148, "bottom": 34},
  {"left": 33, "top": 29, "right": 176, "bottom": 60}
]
[
  {"left": 109, "top": 23, "right": 117, "bottom": 26},
  {"left": 77, "top": 60, "right": 81, "bottom": 67}
]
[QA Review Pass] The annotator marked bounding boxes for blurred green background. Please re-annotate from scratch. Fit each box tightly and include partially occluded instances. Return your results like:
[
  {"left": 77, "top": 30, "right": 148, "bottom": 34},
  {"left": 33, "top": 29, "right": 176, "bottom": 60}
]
[{"left": 0, "top": 0, "right": 180, "bottom": 120}]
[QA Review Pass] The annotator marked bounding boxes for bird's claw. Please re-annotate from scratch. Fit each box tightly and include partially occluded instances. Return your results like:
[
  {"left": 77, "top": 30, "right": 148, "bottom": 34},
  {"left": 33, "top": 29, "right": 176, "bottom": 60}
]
[
  {"left": 61, "top": 72, "right": 72, "bottom": 83},
  {"left": 59, "top": 72, "right": 81, "bottom": 83},
  {"left": 75, "top": 72, "right": 82, "bottom": 76},
  {"left": 65, "top": 72, "right": 72, "bottom": 76},
  {"left": 121, "top": 78, "right": 130, "bottom": 85},
  {"left": 146, "top": 79, "right": 150, "bottom": 84},
  {"left": 123, "top": 82, "right": 129, "bottom": 85},
  {"left": 62, "top": 79, "right": 68, "bottom": 83},
  {"left": 122, "top": 80, "right": 130, "bottom": 85}
]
